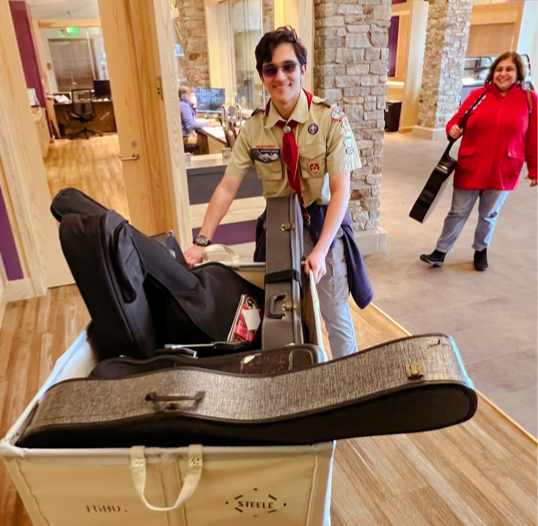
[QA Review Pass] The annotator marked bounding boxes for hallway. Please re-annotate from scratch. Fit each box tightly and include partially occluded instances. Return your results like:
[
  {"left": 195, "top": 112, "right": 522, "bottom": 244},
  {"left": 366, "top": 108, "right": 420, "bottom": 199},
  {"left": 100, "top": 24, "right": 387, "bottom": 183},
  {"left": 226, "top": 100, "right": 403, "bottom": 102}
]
[
  {"left": 367, "top": 132, "right": 537, "bottom": 436},
  {"left": 42, "top": 133, "right": 537, "bottom": 435}
]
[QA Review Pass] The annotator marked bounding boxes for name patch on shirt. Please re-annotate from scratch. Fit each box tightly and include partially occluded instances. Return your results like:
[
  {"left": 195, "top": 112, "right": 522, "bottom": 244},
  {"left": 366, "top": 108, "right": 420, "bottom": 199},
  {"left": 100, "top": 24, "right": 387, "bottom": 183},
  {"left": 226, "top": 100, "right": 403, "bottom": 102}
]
[{"left": 251, "top": 148, "right": 280, "bottom": 163}]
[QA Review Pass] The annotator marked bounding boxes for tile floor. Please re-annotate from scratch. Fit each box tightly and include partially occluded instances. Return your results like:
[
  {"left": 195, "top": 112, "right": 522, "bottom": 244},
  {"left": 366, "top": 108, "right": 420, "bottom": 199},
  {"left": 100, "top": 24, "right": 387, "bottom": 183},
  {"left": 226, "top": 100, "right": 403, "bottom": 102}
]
[{"left": 364, "top": 132, "right": 537, "bottom": 436}]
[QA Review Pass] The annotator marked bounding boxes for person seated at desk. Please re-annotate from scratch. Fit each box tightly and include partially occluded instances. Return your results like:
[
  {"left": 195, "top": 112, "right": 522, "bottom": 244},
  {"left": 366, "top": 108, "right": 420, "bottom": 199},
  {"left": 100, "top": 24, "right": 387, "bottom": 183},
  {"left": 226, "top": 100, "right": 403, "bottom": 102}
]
[{"left": 179, "top": 85, "right": 218, "bottom": 155}]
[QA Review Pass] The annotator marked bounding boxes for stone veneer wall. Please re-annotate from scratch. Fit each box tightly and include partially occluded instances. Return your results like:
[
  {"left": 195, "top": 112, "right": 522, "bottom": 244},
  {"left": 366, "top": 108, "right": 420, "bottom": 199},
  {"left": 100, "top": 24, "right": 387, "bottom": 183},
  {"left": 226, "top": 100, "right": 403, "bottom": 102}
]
[
  {"left": 177, "top": 0, "right": 210, "bottom": 87},
  {"left": 417, "top": 0, "right": 473, "bottom": 130},
  {"left": 313, "top": 0, "right": 390, "bottom": 232}
]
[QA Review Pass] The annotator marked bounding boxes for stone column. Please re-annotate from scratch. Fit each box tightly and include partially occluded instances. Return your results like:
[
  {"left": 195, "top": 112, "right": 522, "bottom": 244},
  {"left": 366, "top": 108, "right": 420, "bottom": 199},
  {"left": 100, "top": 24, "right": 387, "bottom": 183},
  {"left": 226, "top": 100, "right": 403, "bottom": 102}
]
[
  {"left": 176, "top": 0, "right": 210, "bottom": 87},
  {"left": 262, "top": 0, "right": 275, "bottom": 34},
  {"left": 313, "top": 0, "right": 389, "bottom": 253},
  {"left": 414, "top": 0, "right": 473, "bottom": 140}
]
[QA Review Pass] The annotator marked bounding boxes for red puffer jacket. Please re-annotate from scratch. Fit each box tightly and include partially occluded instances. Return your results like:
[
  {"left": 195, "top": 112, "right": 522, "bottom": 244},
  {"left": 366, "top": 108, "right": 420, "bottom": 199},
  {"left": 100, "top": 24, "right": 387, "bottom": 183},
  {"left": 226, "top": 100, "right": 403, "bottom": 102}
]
[{"left": 446, "top": 83, "right": 537, "bottom": 190}]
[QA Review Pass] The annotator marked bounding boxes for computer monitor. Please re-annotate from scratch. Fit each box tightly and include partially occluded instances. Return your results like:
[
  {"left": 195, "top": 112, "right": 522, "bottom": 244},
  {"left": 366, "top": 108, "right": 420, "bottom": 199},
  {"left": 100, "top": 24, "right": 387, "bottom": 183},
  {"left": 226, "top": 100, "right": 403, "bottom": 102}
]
[
  {"left": 93, "top": 80, "right": 111, "bottom": 99},
  {"left": 194, "top": 88, "right": 225, "bottom": 113}
]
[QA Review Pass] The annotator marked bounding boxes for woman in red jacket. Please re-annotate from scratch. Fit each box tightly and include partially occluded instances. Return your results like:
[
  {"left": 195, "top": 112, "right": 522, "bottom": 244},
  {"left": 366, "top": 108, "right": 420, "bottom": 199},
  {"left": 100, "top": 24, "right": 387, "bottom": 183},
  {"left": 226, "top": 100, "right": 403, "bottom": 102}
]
[{"left": 420, "top": 51, "right": 537, "bottom": 271}]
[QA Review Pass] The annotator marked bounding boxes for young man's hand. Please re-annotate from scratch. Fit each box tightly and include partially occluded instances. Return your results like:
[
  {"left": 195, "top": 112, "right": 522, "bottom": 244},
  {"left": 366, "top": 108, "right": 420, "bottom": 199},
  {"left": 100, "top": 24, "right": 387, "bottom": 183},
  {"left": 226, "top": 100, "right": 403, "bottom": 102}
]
[
  {"left": 184, "top": 244, "right": 205, "bottom": 267},
  {"left": 304, "top": 248, "right": 327, "bottom": 284}
]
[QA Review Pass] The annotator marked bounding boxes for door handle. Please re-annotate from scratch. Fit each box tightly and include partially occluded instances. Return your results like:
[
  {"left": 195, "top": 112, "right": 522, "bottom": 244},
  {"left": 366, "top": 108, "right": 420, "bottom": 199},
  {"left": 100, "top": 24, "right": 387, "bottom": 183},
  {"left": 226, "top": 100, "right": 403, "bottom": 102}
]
[{"left": 118, "top": 153, "right": 139, "bottom": 162}]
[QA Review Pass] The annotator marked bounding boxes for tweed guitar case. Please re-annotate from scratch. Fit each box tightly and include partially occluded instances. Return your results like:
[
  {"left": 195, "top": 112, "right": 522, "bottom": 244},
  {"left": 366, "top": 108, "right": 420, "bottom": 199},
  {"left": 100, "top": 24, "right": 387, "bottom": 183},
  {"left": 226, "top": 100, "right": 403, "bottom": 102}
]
[
  {"left": 18, "top": 334, "right": 478, "bottom": 449},
  {"left": 89, "top": 344, "right": 328, "bottom": 379},
  {"left": 262, "top": 195, "right": 304, "bottom": 348}
]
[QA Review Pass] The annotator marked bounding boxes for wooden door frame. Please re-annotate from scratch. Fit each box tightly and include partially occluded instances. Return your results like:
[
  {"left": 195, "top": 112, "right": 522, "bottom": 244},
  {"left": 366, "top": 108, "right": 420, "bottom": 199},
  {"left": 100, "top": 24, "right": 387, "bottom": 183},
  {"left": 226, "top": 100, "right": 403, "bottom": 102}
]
[{"left": 0, "top": 0, "right": 73, "bottom": 299}]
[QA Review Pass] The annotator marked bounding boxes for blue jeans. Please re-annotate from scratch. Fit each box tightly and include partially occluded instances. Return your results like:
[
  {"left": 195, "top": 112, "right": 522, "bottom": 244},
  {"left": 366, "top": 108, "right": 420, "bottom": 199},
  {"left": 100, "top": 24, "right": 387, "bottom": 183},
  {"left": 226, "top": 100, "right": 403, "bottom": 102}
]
[{"left": 436, "top": 189, "right": 509, "bottom": 253}]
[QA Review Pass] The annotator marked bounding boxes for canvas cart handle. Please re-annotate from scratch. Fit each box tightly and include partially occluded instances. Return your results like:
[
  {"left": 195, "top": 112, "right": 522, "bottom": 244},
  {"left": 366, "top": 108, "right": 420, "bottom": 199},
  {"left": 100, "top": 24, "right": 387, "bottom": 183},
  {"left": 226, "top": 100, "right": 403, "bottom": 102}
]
[
  {"left": 130, "top": 444, "right": 203, "bottom": 511},
  {"left": 202, "top": 244, "right": 241, "bottom": 267}
]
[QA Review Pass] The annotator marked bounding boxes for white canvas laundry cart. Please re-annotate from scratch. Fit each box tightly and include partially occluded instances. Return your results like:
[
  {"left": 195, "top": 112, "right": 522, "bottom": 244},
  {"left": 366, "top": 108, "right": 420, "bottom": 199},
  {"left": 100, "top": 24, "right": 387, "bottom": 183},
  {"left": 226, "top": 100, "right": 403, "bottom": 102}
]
[{"left": 1, "top": 263, "right": 335, "bottom": 526}]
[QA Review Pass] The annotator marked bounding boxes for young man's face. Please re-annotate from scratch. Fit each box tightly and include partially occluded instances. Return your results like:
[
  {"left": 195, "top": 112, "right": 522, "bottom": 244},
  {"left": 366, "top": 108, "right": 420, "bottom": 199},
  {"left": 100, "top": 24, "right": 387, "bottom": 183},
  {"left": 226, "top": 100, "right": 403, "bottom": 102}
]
[{"left": 260, "top": 43, "right": 305, "bottom": 107}]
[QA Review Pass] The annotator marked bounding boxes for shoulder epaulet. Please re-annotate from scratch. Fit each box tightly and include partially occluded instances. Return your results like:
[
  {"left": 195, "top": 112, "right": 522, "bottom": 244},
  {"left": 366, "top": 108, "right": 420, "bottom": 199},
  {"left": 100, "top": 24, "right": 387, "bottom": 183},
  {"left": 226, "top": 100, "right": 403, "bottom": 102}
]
[
  {"left": 312, "top": 96, "right": 332, "bottom": 108},
  {"left": 250, "top": 107, "right": 264, "bottom": 117}
]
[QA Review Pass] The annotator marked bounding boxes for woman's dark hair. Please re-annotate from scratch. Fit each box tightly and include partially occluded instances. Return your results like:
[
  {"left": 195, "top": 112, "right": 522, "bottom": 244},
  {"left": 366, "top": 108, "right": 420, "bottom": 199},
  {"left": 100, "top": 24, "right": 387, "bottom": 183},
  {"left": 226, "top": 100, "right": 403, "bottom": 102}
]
[
  {"left": 255, "top": 26, "right": 307, "bottom": 76},
  {"left": 486, "top": 52, "right": 527, "bottom": 85},
  {"left": 178, "top": 85, "right": 194, "bottom": 100}
]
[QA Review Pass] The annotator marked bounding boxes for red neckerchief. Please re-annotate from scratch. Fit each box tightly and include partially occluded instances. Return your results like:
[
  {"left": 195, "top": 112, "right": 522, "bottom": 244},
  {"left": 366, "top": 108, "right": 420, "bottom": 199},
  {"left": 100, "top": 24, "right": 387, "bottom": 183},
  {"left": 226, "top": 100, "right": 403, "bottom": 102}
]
[{"left": 267, "top": 90, "right": 314, "bottom": 223}]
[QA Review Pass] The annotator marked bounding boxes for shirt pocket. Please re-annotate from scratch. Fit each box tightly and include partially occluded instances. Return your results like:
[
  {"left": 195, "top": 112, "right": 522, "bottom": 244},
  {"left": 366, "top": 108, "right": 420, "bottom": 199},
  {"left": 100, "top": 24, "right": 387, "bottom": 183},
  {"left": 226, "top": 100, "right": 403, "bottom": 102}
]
[
  {"left": 457, "top": 145, "right": 476, "bottom": 173},
  {"left": 299, "top": 145, "right": 326, "bottom": 179},
  {"left": 251, "top": 148, "right": 283, "bottom": 180}
]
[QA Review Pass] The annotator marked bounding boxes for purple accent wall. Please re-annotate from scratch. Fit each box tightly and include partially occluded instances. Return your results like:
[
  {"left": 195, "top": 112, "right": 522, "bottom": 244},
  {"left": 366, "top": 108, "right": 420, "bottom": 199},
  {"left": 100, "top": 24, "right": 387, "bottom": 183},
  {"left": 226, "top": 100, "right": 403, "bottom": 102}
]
[
  {"left": 193, "top": 220, "right": 257, "bottom": 246},
  {"left": 0, "top": 186, "right": 24, "bottom": 280},
  {"left": 388, "top": 16, "right": 400, "bottom": 78},
  {"left": 9, "top": 1, "right": 46, "bottom": 108}
]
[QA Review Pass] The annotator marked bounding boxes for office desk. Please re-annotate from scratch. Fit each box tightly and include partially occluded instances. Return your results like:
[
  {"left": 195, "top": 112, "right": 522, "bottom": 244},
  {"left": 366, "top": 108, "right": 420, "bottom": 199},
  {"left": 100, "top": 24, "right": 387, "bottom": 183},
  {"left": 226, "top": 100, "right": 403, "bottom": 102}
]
[
  {"left": 54, "top": 99, "right": 116, "bottom": 138},
  {"left": 196, "top": 125, "right": 226, "bottom": 154},
  {"left": 187, "top": 153, "right": 264, "bottom": 246},
  {"left": 187, "top": 153, "right": 262, "bottom": 205}
]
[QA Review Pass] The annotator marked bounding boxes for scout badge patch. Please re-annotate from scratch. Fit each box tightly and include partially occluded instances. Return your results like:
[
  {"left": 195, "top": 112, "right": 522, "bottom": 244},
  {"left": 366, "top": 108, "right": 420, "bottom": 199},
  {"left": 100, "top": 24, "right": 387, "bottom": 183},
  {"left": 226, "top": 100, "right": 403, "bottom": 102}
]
[
  {"left": 309, "top": 163, "right": 321, "bottom": 175},
  {"left": 331, "top": 106, "right": 345, "bottom": 121},
  {"left": 250, "top": 148, "right": 280, "bottom": 163},
  {"left": 308, "top": 123, "right": 319, "bottom": 135}
]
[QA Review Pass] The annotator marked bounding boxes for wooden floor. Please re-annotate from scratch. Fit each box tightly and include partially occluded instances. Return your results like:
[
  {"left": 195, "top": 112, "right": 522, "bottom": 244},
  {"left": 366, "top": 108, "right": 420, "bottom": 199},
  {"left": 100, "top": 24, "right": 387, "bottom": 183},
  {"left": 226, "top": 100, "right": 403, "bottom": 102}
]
[
  {"left": 0, "top": 287, "right": 535, "bottom": 525},
  {"left": 44, "top": 135, "right": 129, "bottom": 219}
]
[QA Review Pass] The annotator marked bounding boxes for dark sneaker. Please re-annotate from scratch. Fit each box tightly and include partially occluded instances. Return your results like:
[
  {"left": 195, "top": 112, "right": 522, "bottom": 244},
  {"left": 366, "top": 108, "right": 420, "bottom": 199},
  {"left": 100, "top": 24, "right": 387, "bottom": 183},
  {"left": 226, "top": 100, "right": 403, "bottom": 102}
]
[
  {"left": 474, "top": 248, "right": 488, "bottom": 271},
  {"left": 420, "top": 250, "right": 446, "bottom": 267}
]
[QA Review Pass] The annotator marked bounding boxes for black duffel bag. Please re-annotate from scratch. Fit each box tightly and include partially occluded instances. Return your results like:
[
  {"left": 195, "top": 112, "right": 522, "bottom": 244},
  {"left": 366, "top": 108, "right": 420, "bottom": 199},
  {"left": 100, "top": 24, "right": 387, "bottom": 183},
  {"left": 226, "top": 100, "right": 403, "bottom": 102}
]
[{"left": 52, "top": 188, "right": 264, "bottom": 360}]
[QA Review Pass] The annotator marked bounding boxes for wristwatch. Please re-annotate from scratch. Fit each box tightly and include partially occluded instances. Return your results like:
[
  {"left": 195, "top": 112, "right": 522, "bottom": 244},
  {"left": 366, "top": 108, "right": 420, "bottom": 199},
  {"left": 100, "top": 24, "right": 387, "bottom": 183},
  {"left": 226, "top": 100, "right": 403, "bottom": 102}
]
[{"left": 193, "top": 234, "right": 211, "bottom": 247}]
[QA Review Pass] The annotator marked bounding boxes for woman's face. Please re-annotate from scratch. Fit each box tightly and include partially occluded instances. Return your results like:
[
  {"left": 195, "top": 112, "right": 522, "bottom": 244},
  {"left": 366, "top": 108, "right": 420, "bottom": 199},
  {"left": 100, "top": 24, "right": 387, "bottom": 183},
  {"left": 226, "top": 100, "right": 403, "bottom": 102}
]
[{"left": 493, "top": 59, "right": 518, "bottom": 93}]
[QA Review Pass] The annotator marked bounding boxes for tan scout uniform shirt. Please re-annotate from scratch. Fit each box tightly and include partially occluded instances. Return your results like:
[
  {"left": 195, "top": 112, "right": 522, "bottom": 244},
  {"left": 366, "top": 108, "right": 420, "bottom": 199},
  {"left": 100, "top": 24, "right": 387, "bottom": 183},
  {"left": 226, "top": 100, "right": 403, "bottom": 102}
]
[{"left": 226, "top": 90, "right": 362, "bottom": 206}]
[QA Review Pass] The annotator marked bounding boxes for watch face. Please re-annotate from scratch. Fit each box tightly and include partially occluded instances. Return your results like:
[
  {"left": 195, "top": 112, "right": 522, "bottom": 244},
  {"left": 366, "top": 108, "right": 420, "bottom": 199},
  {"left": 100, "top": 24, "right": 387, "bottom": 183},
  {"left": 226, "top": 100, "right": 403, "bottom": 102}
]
[{"left": 194, "top": 235, "right": 210, "bottom": 247}]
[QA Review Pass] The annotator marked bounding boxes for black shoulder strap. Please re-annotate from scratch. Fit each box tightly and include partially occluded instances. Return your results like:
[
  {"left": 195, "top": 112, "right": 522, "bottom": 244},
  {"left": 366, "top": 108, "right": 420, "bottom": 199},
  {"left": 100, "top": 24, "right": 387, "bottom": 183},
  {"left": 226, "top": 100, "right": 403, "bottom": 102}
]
[{"left": 460, "top": 91, "right": 487, "bottom": 131}]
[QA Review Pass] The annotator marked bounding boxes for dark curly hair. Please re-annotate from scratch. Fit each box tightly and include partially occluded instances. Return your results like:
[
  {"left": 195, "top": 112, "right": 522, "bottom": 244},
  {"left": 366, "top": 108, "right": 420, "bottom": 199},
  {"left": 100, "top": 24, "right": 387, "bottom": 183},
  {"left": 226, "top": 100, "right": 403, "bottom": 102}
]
[
  {"left": 486, "top": 51, "right": 527, "bottom": 85},
  {"left": 255, "top": 26, "right": 307, "bottom": 76}
]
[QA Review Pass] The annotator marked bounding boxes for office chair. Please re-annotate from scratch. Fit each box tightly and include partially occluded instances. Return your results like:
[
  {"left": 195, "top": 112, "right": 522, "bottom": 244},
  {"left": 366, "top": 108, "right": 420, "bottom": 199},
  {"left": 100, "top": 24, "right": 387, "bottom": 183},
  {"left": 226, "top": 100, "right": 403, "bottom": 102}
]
[{"left": 69, "top": 89, "right": 102, "bottom": 140}]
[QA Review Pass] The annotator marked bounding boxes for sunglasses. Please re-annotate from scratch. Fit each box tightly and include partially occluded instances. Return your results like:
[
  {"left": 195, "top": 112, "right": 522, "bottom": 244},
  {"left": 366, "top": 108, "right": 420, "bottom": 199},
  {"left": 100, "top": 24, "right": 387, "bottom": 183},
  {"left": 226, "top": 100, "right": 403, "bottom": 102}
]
[{"left": 262, "top": 62, "right": 301, "bottom": 78}]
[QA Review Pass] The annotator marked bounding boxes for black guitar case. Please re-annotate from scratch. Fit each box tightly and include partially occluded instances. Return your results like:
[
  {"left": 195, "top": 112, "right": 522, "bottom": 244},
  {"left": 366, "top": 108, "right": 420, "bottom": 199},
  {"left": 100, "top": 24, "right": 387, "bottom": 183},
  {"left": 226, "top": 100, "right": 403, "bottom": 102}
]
[
  {"left": 409, "top": 92, "right": 487, "bottom": 223},
  {"left": 262, "top": 195, "right": 304, "bottom": 348},
  {"left": 17, "top": 334, "right": 478, "bottom": 448},
  {"left": 51, "top": 188, "right": 264, "bottom": 359},
  {"left": 89, "top": 344, "right": 327, "bottom": 379}
]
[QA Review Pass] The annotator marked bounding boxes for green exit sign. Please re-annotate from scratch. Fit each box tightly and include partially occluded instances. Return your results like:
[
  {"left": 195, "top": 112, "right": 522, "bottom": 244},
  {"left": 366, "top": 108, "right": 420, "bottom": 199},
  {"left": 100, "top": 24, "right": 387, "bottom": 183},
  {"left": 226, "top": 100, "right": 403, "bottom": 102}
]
[{"left": 66, "top": 27, "right": 79, "bottom": 35}]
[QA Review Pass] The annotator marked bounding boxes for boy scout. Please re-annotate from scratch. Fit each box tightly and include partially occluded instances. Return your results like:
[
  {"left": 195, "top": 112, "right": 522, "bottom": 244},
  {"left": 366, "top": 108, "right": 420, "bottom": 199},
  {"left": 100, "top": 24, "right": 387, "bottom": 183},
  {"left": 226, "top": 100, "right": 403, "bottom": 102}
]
[{"left": 185, "top": 26, "right": 373, "bottom": 358}]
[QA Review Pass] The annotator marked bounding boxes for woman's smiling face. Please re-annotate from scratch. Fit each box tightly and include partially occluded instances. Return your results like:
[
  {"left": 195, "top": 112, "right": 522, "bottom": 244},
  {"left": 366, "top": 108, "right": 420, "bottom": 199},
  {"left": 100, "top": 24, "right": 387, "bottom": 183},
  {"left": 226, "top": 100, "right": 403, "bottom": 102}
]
[{"left": 493, "top": 59, "right": 518, "bottom": 93}]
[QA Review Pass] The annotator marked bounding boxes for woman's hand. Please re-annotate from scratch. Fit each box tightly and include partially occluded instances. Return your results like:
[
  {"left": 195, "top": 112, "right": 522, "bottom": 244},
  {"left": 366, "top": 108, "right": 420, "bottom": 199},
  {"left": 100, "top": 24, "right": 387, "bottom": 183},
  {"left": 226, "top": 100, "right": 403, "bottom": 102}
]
[
  {"left": 184, "top": 244, "right": 205, "bottom": 268},
  {"left": 304, "top": 248, "right": 327, "bottom": 284},
  {"left": 527, "top": 177, "right": 538, "bottom": 187},
  {"left": 449, "top": 125, "right": 463, "bottom": 139}
]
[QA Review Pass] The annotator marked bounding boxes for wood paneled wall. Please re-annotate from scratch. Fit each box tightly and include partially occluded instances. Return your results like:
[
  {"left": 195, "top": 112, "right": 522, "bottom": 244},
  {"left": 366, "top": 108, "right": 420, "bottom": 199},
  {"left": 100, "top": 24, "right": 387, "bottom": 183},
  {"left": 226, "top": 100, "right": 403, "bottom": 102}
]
[{"left": 467, "top": 3, "right": 525, "bottom": 57}]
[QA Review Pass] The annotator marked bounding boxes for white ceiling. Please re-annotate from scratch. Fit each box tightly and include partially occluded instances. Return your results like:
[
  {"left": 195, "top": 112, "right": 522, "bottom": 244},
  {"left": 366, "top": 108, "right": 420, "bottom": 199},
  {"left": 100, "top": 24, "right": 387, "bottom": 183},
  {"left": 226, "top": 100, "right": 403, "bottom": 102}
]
[{"left": 27, "top": 0, "right": 100, "bottom": 21}]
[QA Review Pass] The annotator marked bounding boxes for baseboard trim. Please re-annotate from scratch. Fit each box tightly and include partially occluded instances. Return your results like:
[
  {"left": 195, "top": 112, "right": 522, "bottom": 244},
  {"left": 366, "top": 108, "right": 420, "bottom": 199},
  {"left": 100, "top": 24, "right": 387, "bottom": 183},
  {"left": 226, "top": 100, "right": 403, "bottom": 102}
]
[
  {"left": 0, "top": 285, "right": 6, "bottom": 327},
  {"left": 354, "top": 227, "right": 388, "bottom": 256},
  {"left": 412, "top": 125, "right": 447, "bottom": 141},
  {"left": 5, "top": 278, "right": 35, "bottom": 302}
]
